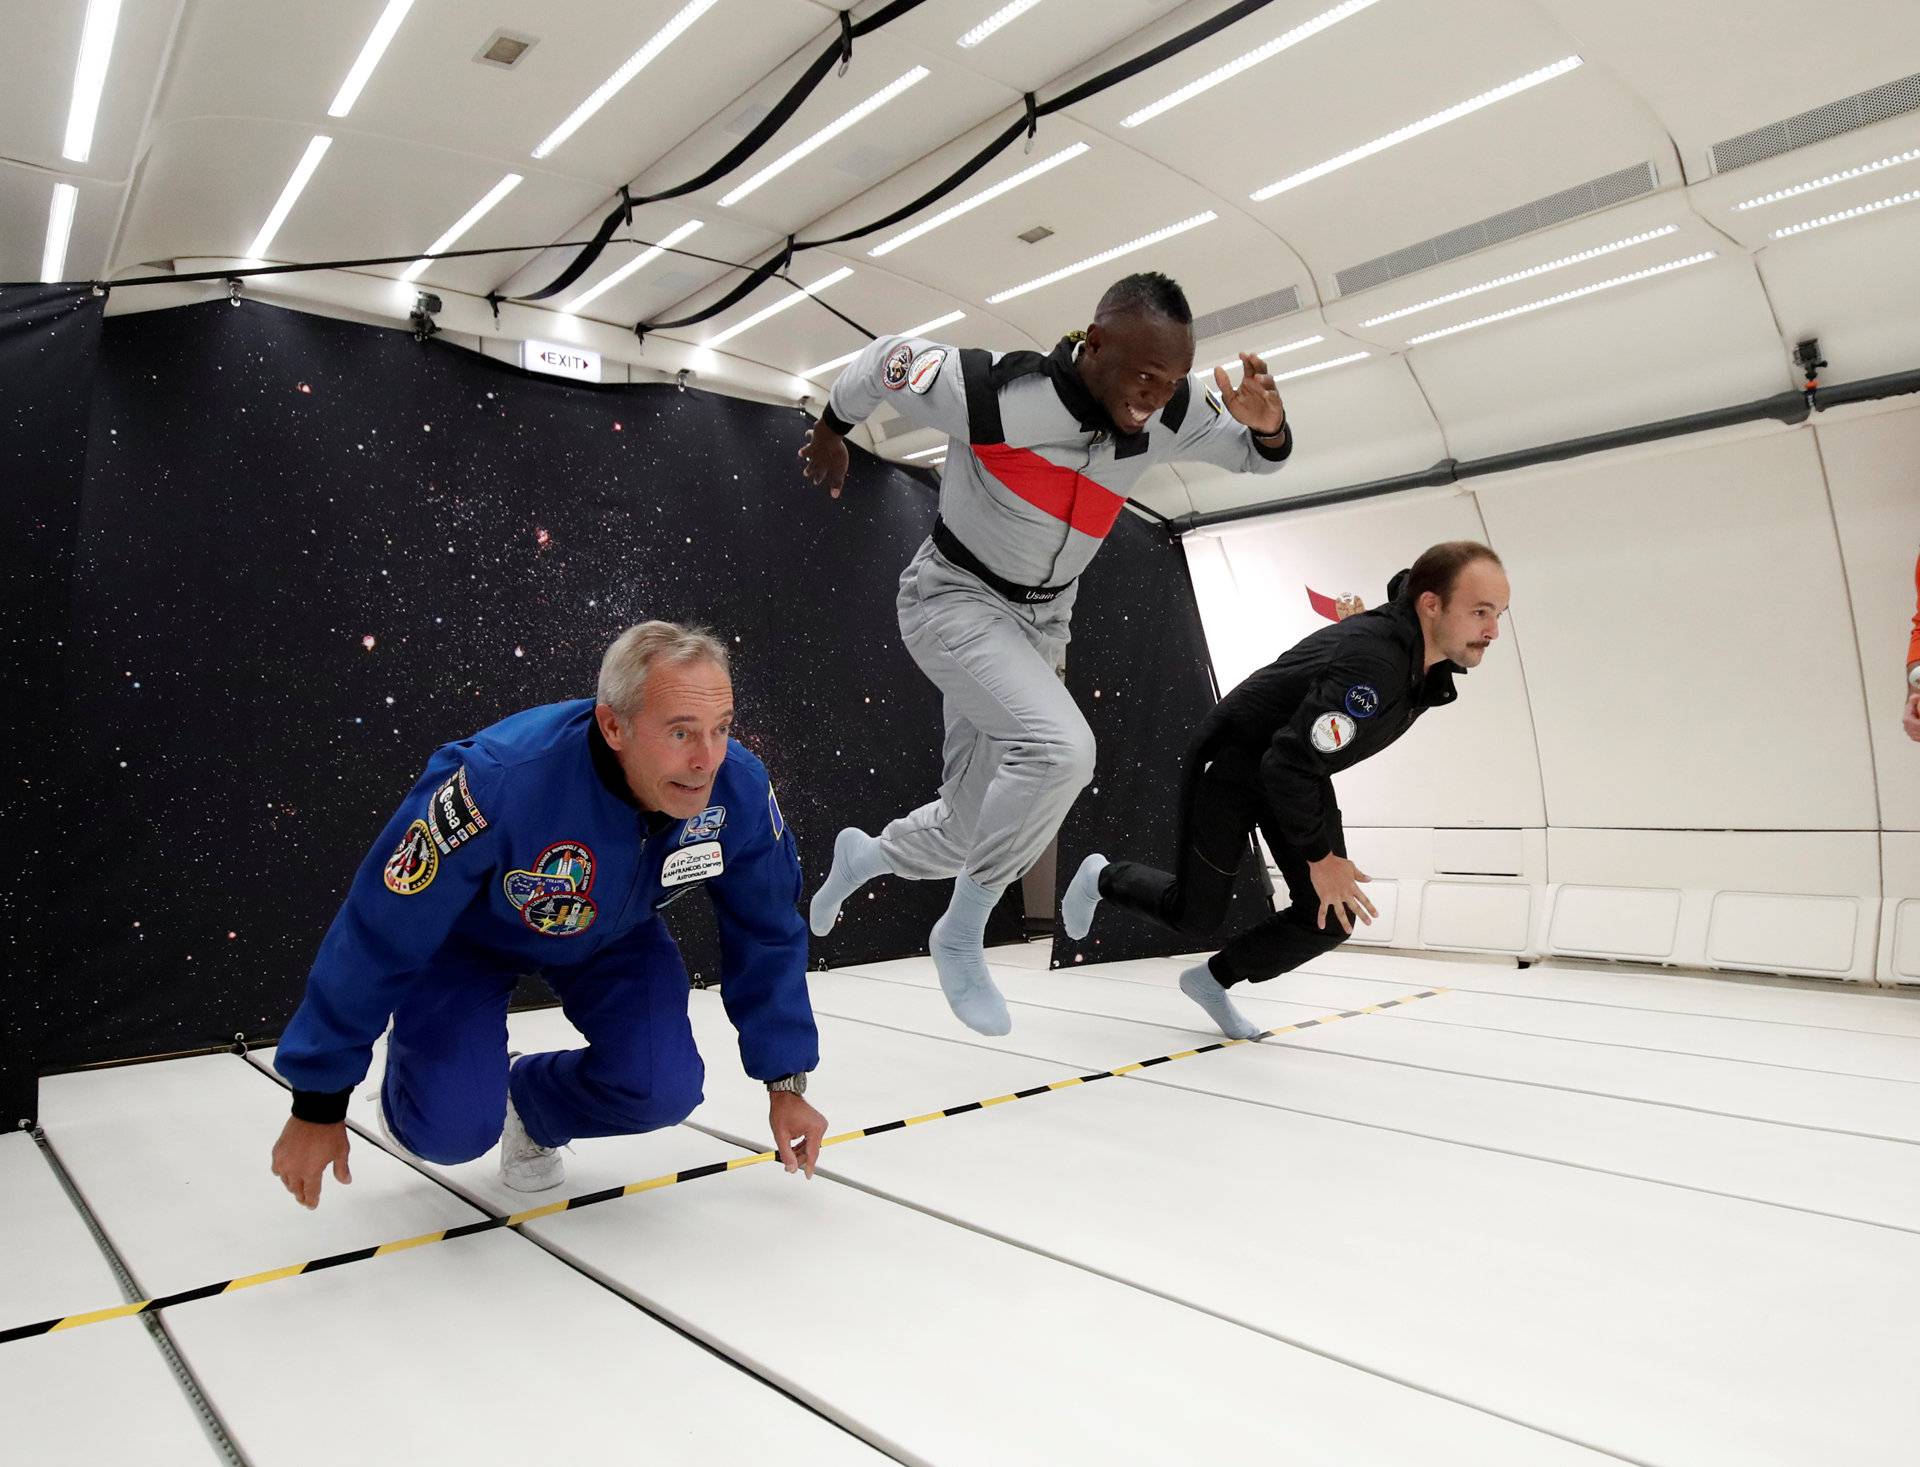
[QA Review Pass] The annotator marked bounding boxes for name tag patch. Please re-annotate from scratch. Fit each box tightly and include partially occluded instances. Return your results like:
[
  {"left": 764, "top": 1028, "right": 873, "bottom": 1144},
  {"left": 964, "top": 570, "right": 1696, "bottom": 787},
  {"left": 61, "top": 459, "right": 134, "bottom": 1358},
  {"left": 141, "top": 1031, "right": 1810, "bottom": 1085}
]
[{"left": 661, "top": 843, "right": 725, "bottom": 888}]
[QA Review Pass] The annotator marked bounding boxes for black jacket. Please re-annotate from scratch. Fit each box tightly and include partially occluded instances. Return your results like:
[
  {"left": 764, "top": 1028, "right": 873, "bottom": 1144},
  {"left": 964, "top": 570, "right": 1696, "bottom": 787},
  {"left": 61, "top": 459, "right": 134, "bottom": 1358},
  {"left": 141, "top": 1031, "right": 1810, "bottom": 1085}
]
[{"left": 1192, "top": 573, "right": 1463, "bottom": 862}]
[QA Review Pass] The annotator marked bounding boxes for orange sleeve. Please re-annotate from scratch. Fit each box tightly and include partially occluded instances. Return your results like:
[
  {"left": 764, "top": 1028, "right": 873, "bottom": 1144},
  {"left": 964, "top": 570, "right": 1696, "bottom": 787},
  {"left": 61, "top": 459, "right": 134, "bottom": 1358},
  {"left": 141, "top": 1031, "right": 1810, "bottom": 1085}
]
[{"left": 1911, "top": 552, "right": 1920, "bottom": 667}]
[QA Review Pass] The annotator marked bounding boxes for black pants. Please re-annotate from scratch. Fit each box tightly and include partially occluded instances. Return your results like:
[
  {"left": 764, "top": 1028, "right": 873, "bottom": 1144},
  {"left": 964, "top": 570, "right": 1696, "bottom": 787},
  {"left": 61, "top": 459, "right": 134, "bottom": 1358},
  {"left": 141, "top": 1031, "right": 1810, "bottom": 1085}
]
[{"left": 1097, "top": 745, "right": 1349, "bottom": 986}]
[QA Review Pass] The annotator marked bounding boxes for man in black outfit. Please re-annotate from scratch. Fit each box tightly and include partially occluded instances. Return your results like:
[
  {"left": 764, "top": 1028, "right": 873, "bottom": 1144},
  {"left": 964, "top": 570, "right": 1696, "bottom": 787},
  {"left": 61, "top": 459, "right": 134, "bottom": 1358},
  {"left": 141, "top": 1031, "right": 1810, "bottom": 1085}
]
[{"left": 1060, "top": 541, "right": 1511, "bottom": 1038}]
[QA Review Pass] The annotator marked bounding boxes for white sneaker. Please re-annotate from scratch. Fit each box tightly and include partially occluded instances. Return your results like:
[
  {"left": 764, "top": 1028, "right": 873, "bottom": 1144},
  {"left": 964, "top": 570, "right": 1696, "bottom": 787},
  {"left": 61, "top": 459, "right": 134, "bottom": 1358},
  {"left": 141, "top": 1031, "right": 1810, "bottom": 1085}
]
[{"left": 499, "top": 1091, "right": 564, "bottom": 1192}]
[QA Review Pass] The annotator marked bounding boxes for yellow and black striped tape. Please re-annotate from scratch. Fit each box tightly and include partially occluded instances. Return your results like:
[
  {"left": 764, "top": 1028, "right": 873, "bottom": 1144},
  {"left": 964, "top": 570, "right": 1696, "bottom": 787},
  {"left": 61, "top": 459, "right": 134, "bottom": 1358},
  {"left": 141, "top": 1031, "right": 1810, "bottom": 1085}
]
[{"left": 1, "top": 987, "right": 1445, "bottom": 1345}]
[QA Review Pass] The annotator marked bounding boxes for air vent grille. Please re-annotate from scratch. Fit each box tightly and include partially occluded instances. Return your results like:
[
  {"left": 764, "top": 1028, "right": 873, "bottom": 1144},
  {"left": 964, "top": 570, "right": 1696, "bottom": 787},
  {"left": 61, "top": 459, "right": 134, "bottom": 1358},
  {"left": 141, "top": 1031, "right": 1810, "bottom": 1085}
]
[
  {"left": 1337, "top": 162, "right": 1658, "bottom": 296},
  {"left": 1711, "top": 72, "right": 1920, "bottom": 173},
  {"left": 1189, "top": 285, "right": 1301, "bottom": 341}
]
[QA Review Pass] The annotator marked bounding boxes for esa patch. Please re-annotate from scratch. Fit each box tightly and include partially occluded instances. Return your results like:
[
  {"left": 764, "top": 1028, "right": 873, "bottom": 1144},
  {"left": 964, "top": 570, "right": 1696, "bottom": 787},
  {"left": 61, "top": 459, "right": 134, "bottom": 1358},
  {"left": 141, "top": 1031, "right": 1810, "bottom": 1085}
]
[
  {"left": 768, "top": 785, "right": 785, "bottom": 841},
  {"left": 882, "top": 343, "right": 913, "bottom": 391},
  {"left": 521, "top": 890, "right": 597, "bottom": 937},
  {"left": 427, "top": 766, "right": 488, "bottom": 855},
  {"left": 1343, "top": 684, "right": 1380, "bottom": 719},
  {"left": 1309, "top": 711, "right": 1357, "bottom": 754},
  {"left": 907, "top": 348, "right": 946, "bottom": 395},
  {"left": 661, "top": 842, "right": 725, "bottom": 888},
  {"left": 383, "top": 819, "right": 439, "bottom": 895},
  {"left": 680, "top": 805, "right": 726, "bottom": 844}
]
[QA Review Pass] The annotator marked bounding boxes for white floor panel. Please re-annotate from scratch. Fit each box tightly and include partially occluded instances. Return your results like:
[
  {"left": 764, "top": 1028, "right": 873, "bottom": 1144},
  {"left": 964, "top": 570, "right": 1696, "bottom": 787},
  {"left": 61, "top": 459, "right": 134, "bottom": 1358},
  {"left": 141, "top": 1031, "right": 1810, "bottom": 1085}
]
[
  {"left": 842, "top": 957, "right": 1920, "bottom": 1140},
  {"left": 1305, "top": 949, "right": 1920, "bottom": 1034},
  {"left": 0, "top": 1133, "right": 215, "bottom": 1465},
  {"left": 32, "top": 1053, "right": 885, "bottom": 1465},
  {"left": 525, "top": 1138, "right": 1615, "bottom": 1466},
  {"left": 798, "top": 972, "right": 1920, "bottom": 1231},
  {"left": 684, "top": 1016, "right": 1920, "bottom": 1467}
]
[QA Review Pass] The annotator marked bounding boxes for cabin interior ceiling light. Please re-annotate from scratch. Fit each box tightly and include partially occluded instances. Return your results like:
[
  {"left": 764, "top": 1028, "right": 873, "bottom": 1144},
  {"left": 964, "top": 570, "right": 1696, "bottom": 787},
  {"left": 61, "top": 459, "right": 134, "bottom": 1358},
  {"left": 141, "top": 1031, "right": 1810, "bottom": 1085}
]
[
  {"left": 401, "top": 174, "right": 523, "bottom": 283},
  {"left": 1772, "top": 188, "right": 1920, "bottom": 237},
  {"left": 42, "top": 183, "right": 79, "bottom": 283},
  {"left": 1121, "top": 0, "right": 1380, "bottom": 128},
  {"left": 533, "top": 0, "right": 722, "bottom": 159},
  {"left": 986, "top": 211, "right": 1217, "bottom": 303},
  {"left": 1735, "top": 148, "right": 1920, "bottom": 210},
  {"left": 707, "top": 266, "right": 854, "bottom": 347},
  {"left": 1251, "top": 56, "right": 1583, "bottom": 201},
  {"left": 1360, "top": 225, "right": 1681, "bottom": 327},
  {"left": 958, "top": 0, "right": 1048, "bottom": 49},
  {"left": 62, "top": 0, "right": 124, "bottom": 162},
  {"left": 720, "top": 67, "right": 930, "bottom": 207},
  {"left": 329, "top": 0, "right": 416, "bottom": 118},
  {"left": 868, "top": 143, "right": 1090, "bottom": 258},
  {"left": 563, "top": 220, "right": 707, "bottom": 314},
  {"left": 803, "top": 310, "right": 967, "bottom": 378},
  {"left": 247, "top": 135, "right": 333, "bottom": 261},
  {"left": 1406, "top": 251, "right": 1717, "bottom": 343},
  {"left": 1198, "top": 334, "right": 1327, "bottom": 376}
]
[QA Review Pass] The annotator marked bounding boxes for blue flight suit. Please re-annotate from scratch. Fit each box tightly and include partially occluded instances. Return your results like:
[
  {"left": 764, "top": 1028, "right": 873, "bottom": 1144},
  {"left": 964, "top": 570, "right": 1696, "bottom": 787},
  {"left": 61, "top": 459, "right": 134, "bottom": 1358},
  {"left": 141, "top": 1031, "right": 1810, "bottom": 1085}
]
[{"left": 273, "top": 699, "right": 816, "bottom": 1161}]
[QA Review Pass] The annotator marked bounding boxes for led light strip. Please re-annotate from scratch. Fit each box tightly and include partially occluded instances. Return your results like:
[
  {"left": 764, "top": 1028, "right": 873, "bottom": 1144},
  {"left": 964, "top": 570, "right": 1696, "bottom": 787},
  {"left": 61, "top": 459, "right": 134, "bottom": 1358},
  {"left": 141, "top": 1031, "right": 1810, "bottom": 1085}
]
[
  {"left": 958, "top": 0, "right": 1047, "bottom": 48},
  {"left": 869, "top": 142, "right": 1089, "bottom": 258},
  {"left": 1122, "top": 0, "right": 1379, "bottom": 128},
  {"left": 62, "top": 0, "right": 124, "bottom": 163},
  {"left": 328, "top": 0, "right": 416, "bottom": 118},
  {"left": 247, "top": 135, "right": 333, "bottom": 261},
  {"left": 42, "top": 184, "right": 79, "bottom": 283},
  {"left": 720, "top": 67, "right": 930, "bottom": 207},
  {"left": 802, "top": 310, "right": 967, "bottom": 378},
  {"left": 1406, "top": 251, "right": 1716, "bottom": 344},
  {"left": 1270, "top": 350, "right": 1370, "bottom": 382},
  {"left": 1735, "top": 149, "right": 1920, "bottom": 211},
  {"left": 1198, "top": 334, "right": 1325, "bottom": 376},
  {"left": 1360, "top": 225, "right": 1680, "bottom": 327},
  {"left": 1772, "top": 189, "right": 1920, "bottom": 238},
  {"left": 707, "top": 266, "right": 853, "bottom": 347},
  {"left": 533, "top": 0, "right": 722, "bottom": 159},
  {"left": 563, "top": 220, "right": 706, "bottom": 314},
  {"left": 986, "top": 211, "right": 1217, "bottom": 304},
  {"left": 902, "top": 445, "right": 948, "bottom": 460},
  {"left": 401, "top": 174, "right": 523, "bottom": 283},
  {"left": 1251, "top": 56, "right": 1583, "bottom": 201}
]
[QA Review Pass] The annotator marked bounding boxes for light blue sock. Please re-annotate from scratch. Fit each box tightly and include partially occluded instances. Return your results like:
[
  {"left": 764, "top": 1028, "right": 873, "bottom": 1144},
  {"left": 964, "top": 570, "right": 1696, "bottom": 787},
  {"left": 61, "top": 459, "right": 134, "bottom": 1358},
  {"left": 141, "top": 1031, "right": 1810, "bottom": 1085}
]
[
  {"left": 809, "top": 828, "right": 891, "bottom": 937},
  {"left": 929, "top": 876, "right": 1011, "bottom": 1036},
  {"left": 1060, "top": 853, "right": 1108, "bottom": 941},
  {"left": 1179, "top": 962, "right": 1264, "bottom": 1041}
]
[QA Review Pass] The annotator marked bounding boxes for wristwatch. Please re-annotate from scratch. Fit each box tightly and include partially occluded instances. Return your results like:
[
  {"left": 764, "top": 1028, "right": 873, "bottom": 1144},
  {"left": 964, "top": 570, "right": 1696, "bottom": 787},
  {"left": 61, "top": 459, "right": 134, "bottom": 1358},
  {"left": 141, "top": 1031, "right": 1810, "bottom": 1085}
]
[
  {"left": 1908, "top": 663, "right": 1920, "bottom": 691},
  {"left": 767, "top": 1072, "right": 808, "bottom": 1095}
]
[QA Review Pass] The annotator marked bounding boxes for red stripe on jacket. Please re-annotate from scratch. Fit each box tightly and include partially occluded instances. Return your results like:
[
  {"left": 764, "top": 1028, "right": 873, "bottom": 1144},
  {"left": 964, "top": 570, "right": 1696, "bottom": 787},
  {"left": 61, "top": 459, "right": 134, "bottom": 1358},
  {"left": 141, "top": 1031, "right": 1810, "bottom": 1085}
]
[{"left": 972, "top": 443, "right": 1129, "bottom": 539}]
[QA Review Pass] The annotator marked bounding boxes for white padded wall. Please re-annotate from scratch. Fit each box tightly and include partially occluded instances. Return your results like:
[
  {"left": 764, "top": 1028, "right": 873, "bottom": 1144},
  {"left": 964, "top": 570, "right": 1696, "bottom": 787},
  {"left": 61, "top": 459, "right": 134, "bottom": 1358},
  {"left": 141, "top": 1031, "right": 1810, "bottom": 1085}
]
[
  {"left": 1815, "top": 404, "right": 1920, "bottom": 831},
  {"left": 1184, "top": 489, "right": 1545, "bottom": 830},
  {"left": 1472, "top": 426, "right": 1878, "bottom": 829}
]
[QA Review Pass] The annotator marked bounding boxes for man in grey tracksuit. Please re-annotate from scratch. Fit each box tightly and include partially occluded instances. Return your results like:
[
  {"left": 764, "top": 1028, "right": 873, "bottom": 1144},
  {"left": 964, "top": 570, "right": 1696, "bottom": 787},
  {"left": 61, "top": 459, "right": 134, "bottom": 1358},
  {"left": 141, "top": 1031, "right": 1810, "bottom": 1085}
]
[{"left": 798, "top": 272, "right": 1294, "bottom": 1035}]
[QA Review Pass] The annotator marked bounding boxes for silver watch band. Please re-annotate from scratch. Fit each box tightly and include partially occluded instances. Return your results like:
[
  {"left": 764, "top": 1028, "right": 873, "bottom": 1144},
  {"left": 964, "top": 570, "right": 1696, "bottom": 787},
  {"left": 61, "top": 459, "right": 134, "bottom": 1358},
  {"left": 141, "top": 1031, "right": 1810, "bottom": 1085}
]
[{"left": 767, "top": 1072, "right": 808, "bottom": 1095}]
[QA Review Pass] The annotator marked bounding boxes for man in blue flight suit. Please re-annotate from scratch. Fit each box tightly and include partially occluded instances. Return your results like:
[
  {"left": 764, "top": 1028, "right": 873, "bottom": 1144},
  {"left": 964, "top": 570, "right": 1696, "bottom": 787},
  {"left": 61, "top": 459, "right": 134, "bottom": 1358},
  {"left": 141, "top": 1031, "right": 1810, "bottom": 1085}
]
[{"left": 269, "top": 622, "right": 825, "bottom": 1206}]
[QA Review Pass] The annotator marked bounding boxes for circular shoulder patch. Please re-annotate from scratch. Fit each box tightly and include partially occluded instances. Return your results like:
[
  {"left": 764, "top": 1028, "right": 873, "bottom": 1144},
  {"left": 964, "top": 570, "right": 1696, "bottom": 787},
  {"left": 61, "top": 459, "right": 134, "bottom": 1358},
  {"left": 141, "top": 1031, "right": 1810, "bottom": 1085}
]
[
  {"left": 383, "top": 819, "right": 439, "bottom": 895},
  {"left": 1309, "top": 711, "right": 1357, "bottom": 754},
  {"left": 882, "top": 343, "right": 913, "bottom": 391},
  {"left": 1343, "top": 683, "right": 1380, "bottom": 719}
]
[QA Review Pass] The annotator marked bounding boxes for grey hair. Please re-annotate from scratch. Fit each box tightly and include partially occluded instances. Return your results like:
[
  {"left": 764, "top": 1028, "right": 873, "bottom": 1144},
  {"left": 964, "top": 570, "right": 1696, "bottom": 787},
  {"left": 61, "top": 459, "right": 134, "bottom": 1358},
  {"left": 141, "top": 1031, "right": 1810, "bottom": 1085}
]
[{"left": 596, "top": 621, "right": 731, "bottom": 723}]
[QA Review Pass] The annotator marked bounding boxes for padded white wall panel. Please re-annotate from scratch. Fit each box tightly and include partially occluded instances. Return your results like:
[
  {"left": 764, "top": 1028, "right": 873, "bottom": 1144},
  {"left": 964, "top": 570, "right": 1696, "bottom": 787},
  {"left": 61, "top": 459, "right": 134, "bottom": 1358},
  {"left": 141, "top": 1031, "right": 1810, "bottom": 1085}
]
[
  {"left": 1814, "top": 405, "right": 1920, "bottom": 831},
  {"left": 1188, "top": 491, "right": 1545, "bottom": 829},
  {"left": 1548, "top": 885, "right": 1682, "bottom": 959},
  {"left": 1420, "top": 882, "right": 1535, "bottom": 952},
  {"left": 1881, "top": 833, "right": 1920, "bottom": 986},
  {"left": 1474, "top": 428, "right": 1878, "bottom": 829},
  {"left": 1706, "top": 892, "right": 1861, "bottom": 974}
]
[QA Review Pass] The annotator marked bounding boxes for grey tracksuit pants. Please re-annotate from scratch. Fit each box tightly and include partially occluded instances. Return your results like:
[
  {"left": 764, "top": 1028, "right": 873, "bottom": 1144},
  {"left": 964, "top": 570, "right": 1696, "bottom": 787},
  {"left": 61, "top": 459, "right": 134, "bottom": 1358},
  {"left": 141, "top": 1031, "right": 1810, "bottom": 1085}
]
[{"left": 875, "top": 540, "right": 1095, "bottom": 893}]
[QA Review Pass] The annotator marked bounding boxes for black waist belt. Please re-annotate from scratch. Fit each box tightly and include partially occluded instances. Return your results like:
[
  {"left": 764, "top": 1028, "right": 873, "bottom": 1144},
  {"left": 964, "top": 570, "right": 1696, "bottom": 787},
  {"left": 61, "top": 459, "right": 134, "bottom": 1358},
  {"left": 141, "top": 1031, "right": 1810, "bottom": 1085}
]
[{"left": 932, "top": 518, "right": 1076, "bottom": 606}]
